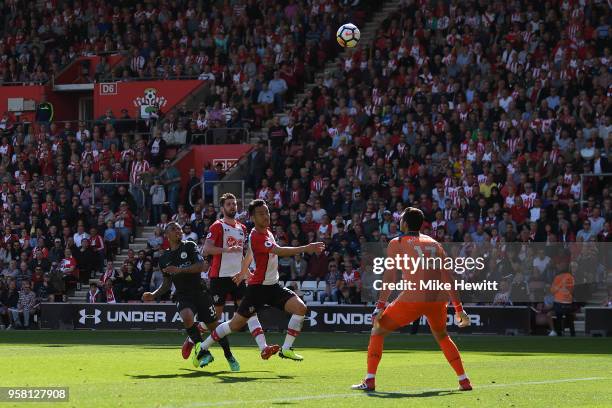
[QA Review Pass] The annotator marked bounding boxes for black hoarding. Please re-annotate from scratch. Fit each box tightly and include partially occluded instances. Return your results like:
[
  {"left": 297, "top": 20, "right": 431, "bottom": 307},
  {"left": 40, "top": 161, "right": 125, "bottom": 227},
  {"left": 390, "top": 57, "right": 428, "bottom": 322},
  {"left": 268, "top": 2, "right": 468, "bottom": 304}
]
[
  {"left": 41, "top": 303, "right": 531, "bottom": 335},
  {"left": 584, "top": 307, "right": 612, "bottom": 336}
]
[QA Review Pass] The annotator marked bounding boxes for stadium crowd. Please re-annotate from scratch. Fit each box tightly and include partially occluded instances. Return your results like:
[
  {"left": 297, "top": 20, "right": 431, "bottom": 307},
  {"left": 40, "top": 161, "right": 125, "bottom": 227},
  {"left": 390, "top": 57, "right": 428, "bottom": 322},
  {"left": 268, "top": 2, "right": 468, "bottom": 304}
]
[
  {"left": 1, "top": 0, "right": 612, "bottom": 330},
  {"left": 1, "top": 0, "right": 371, "bottom": 129}
]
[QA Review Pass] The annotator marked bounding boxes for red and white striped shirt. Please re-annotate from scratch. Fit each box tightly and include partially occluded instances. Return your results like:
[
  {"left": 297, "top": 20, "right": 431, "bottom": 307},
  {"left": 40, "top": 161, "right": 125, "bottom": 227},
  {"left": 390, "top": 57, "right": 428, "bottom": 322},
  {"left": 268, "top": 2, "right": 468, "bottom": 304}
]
[
  {"left": 521, "top": 192, "right": 537, "bottom": 209},
  {"left": 130, "top": 160, "right": 150, "bottom": 184}
]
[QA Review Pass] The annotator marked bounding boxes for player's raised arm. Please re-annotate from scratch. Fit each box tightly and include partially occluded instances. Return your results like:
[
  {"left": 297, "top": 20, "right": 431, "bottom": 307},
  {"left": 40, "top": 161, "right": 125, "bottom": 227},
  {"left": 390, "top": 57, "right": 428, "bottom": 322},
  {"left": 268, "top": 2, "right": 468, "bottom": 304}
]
[
  {"left": 437, "top": 243, "right": 470, "bottom": 328},
  {"left": 271, "top": 242, "right": 325, "bottom": 257}
]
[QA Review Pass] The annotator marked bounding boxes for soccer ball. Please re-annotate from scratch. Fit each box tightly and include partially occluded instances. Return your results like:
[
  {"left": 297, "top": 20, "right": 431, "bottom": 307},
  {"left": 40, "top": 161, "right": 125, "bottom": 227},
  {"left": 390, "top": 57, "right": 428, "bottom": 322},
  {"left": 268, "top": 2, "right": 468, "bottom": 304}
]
[{"left": 336, "top": 23, "right": 360, "bottom": 48}]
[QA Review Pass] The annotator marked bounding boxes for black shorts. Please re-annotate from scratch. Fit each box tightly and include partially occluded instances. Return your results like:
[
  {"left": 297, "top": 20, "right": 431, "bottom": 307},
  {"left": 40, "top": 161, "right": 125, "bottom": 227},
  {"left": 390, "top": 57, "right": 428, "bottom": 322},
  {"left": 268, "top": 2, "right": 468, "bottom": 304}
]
[
  {"left": 236, "top": 283, "right": 296, "bottom": 318},
  {"left": 176, "top": 292, "right": 217, "bottom": 324},
  {"left": 209, "top": 277, "right": 246, "bottom": 306}
]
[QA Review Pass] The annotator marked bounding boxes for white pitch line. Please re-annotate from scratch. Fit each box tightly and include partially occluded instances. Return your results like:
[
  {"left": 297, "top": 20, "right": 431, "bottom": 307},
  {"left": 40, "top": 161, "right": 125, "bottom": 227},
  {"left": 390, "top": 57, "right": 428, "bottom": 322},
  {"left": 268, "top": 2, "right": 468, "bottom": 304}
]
[{"left": 167, "top": 377, "right": 610, "bottom": 408}]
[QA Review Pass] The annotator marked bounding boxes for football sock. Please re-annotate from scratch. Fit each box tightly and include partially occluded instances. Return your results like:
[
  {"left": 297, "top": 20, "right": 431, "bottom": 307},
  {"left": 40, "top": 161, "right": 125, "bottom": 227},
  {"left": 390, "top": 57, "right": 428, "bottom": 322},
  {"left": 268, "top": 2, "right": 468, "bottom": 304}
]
[
  {"left": 437, "top": 335, "right": 466, "bottom": 377},
  {"left": 366, "top": 334, "right": 384, "bottom": 377},
  {"left": 248, "top": 315, "right": 267, "bottom": 351},
  {"left": 186, "top": 323, "right": 202, "bottom": 344},
  {"left": 218, "top": 337, "right": 233, "bottom": 359},
  {"left": 282, "top": 314, "right": 304, "bottom": 350},
  {"left": 202, "top": 321, "right": 232, "bottom": 350}
]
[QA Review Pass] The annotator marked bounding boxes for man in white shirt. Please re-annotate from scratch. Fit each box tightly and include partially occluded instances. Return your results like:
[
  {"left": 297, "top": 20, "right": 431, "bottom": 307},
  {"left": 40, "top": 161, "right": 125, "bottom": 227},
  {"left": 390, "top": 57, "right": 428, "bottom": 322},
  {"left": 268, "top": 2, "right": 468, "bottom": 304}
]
[
  {"left": 530, "top": 198, "right": 543, "bottom": 222},
  {"left": 576, "top": 220, "right": 595, "bottom": 242},
  {"left": 198, "top": 65, "right": 215, "bottom": 81},
  {"left": 182, "top": 224, "right": 198, "bottom": 242},
  {"left": 498, "top": 89, "right": 514, "bottom": 112},
  {"left": 73, "top": 223, "right": 90, "bottom": 248},
  {"left": 589, "top": 208, "right": 605, "bottom": 236},
  {"left": 268, "top": 70, "right": 288, "bottom": 112}
]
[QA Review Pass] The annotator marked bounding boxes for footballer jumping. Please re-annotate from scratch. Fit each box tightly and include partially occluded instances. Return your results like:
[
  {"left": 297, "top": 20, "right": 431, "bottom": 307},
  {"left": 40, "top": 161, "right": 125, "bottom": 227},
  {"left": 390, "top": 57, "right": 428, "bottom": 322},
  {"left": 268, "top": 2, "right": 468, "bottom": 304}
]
[
  {"left": 142, "top": 222, "right": 239, "bottom": 371},
  {"left": 194, "top": 199, "right": 325, "bottom": 366},
  {"left": 352, "top": 207, "right": 472, "bottom": 391},
  {"left": 194, "top": 193, "right": 279, "bottom": 360}
]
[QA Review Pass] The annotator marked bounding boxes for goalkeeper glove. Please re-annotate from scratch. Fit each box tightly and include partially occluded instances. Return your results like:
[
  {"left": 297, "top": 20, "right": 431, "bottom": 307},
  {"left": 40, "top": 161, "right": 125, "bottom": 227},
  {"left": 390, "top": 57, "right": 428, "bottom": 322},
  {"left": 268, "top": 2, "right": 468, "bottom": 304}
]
[
  {"left": 454, "top": 303, "right": 470, "bottom": 328},
  {"left": 372, "top": 300, "right": 387, "bottom": 321}
]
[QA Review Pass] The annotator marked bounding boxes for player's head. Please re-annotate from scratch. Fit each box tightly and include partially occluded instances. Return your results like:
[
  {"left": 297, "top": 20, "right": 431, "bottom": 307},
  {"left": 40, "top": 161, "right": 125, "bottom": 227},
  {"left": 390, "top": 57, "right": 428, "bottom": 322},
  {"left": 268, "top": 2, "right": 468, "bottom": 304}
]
[
  {"left": 220, "top": 193, "right": 237, "bottom": 219},
  {"left": 248, "top": 199, "right": 270, "bottom": 228},
  {"left": 400, "top": 207, "right": 424, "bottom": 233},
  {"left": 165, "top": 222, "right": 183, "bottom": 242}
]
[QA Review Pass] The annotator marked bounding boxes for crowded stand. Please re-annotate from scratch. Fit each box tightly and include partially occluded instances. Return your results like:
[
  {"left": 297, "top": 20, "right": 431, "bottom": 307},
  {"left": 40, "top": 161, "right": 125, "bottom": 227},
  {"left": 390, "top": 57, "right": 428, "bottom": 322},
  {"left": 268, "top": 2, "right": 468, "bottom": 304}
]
[{"left": 0, "top": 0, "right": 611, "bottom": 332}]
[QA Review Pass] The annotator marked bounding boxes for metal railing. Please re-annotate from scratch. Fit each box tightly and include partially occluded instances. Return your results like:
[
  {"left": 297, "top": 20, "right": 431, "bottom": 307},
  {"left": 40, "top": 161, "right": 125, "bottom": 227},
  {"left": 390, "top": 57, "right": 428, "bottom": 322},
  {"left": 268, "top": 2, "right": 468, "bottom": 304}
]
[
  {"left": 0, "top": 119, "right": 156, "bottom": 139},
  {"left": 580, "top": 173, "right": 612, "bottom": 207},
  {"left": 0, "top": 80, "right": 47, "bottom": 86},
  {"left": 97, "top": 74, "right": 203, "bottom": 82},
  {"left": 189, "top": 179, "right": 245, "bottom": 209}
]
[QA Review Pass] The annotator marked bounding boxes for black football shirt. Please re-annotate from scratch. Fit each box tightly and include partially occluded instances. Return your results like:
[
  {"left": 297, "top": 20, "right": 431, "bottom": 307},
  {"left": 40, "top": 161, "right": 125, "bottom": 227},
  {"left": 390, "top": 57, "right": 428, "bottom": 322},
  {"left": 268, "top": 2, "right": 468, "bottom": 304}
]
[{"left": 158, "top": 240, "right": 205, "bottom": 296}]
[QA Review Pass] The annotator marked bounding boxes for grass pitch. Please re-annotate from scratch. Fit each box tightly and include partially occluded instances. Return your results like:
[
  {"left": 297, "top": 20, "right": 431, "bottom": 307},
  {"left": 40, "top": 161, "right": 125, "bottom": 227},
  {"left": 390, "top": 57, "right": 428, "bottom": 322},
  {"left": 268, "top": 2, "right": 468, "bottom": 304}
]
[{"left": 0, "top": 331, "right": 611, "bottom": 408}]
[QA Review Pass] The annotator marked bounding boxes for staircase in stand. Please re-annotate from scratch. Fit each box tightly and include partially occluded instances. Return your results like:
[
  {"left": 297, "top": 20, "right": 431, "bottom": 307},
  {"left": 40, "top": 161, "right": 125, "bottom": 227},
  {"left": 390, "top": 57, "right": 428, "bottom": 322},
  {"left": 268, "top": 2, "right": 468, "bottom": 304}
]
[
  {"left": 250, "top": 0, "right": 403, "bottom": 143},
  {"left": 68, "top": 226, "right": 156, "bottom": 302}
]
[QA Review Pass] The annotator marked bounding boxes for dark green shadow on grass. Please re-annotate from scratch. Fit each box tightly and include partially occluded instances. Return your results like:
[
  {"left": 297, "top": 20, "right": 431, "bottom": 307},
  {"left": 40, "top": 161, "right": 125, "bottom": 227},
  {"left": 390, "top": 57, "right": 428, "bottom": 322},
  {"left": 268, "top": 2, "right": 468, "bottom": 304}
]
[
  {"left": 365, "top": 390, "right": 457, "bottom": 399},
  {"left": 127, "top": 369, "right": 294, "bottom": 384}
]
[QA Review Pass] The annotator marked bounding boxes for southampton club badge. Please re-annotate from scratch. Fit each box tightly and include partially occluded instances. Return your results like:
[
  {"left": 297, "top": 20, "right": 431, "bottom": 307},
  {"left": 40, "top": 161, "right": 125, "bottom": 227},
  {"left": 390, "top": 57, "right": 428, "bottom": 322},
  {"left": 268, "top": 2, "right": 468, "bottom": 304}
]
[
  {"left": 180, "top": 252, "right": 187, "bottom": 259},
  {"left": 133, "top": 87, "right": 167, "bottom": 119}
]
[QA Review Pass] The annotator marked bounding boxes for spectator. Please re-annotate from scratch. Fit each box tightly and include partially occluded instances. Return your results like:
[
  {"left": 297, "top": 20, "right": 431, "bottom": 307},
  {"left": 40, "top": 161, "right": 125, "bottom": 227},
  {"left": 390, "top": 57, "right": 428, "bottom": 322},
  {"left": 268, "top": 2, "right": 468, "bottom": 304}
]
[
  {"left": 492, "top": 280, "right": 513, "bottom": 306},
  {"left": 104, "top": 220, "right": 119, "bottom": 259},
  {"left": 75, "top": 238, "right": 97, "bottom": 285},
  {"left": 201, "top": 163, "right": 219, "bottom": 204},
  {"left": 33, "top": 272, "right": 58, "bottom": 303},
  {"left": 89, "top": 227, "right": 105, "bottom": 270},
  {"left": 146, "top": 227, "right": 164, "bottom": 261},
  {"left": 9, "top": 281, "right": 37, "bottom": 329},
  {"left": 343, "top": 266, "right": 362, "bottom": 304},
  {"left": 0, "top": 279, "right": 18, "bottom": 328},
  {"left": 550, "top": 263, "right": 576, "bottom": 337},
  {"left": 86, "top": 283, "right": 104, "bottom": 303},
  {"left": 320, "top": 262, "right": 342, "bottom": 304},
  {"left": 257, "top": 83, "right": 275, "bottom": 116},
  {"left": 73, "top": 222, "right": 90, "bottom": 248},
  {"left": 182, "top": 224, "right": 198, "bottom": 242},
  {"left": 289, "top": 254, "right": 308, "bottom": 281},
  {"left": 60, "top": 248, "right": 79, "bottom": 295},
  {"left": 114, "top": 202, "right": 134, "bottom": 250},
  {"left": 576, "top": 220, "right": 594, "bottom": 242},
  {"left": 150, "top": 177, "right": 166, "bottom": 225},
  {"left": 148, "top": 130, "right": 167, "bottom": 168},
  {"left": 269, "top": 71, "right": 288, "bottom": 113},
  {"left": 160, "top": 160, "right": 181, "bottom": 213},
  {"left": 149, "top": 266, "right": 165, "bottom": 299}
]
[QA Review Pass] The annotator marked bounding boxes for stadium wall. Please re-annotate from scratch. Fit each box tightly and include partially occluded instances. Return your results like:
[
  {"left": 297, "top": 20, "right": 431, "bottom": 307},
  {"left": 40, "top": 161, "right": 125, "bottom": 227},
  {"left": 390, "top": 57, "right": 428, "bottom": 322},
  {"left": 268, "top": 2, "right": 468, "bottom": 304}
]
[{"left": 93, "top": 80, "right": 204, "bottom": 118}]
